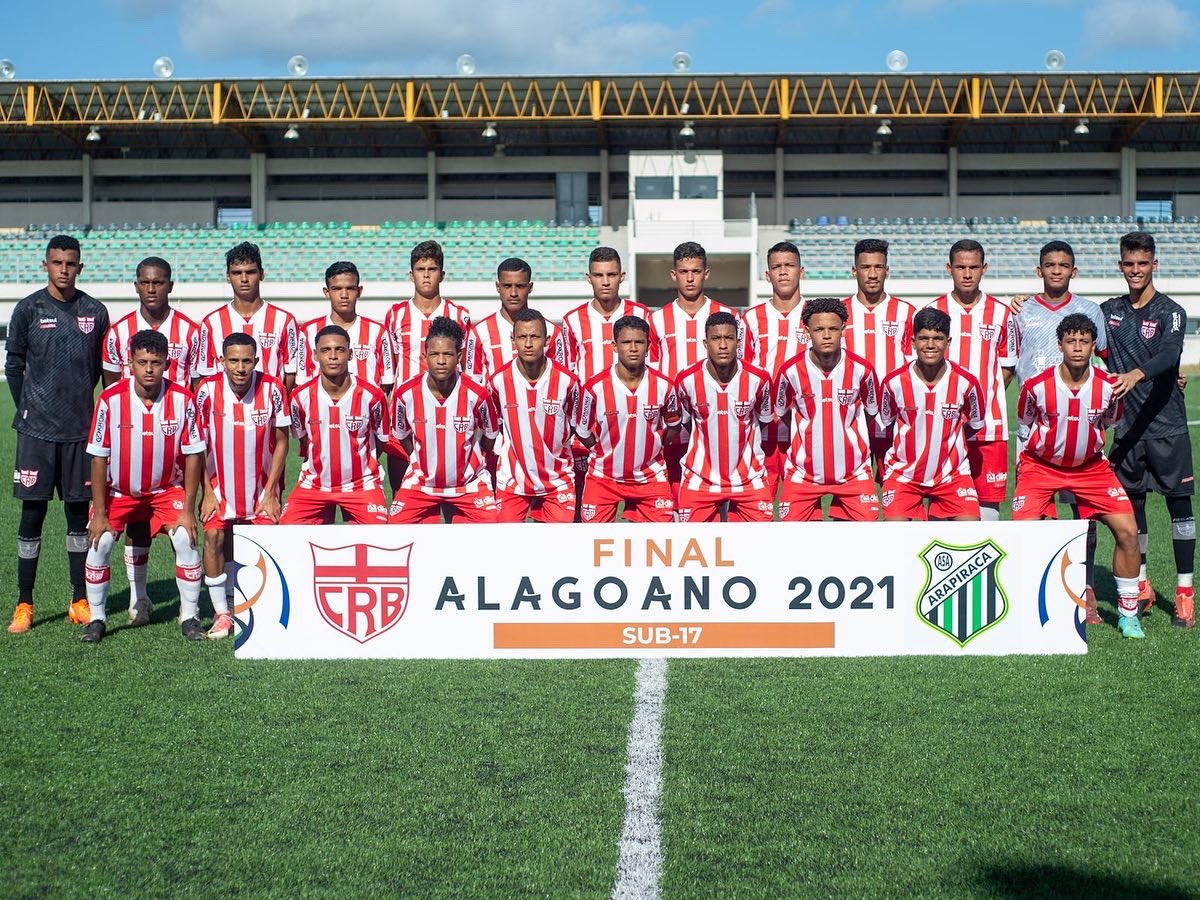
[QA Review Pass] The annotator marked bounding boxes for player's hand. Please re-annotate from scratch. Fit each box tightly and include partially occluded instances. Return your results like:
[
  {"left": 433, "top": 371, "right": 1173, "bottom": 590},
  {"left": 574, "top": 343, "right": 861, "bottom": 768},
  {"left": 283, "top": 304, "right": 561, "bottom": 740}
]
[
  {"left": 1178, "top": 375, "right": 1188, "bottom": 392},
  {"left": 1112, "top": 370, "right": 1144, "bottom": 398},
  {"left": 1009, "top": 295, "right": 1029, "bottom": 312},
  {"left": 87, "top": 513, "right": 114, "bottom": 550},
  {"left": 255, "top": 492, "right": 282, "bottom": 523},
  {"left": 174, "top": 510, "right": 198, "bottom": 548},
  {"left": 199, "top": 492, "right": 218, "bottom": 523}
]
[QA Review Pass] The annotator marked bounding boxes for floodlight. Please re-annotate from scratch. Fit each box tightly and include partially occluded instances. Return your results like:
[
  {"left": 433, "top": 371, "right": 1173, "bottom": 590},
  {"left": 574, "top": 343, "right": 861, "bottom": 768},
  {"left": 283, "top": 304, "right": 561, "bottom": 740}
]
[
  {"left": 672, "top": 51, "right": 692, "bottom": 73},
  {"left": 0, "top": 59, "right": 15, "bottom": 80},
  {"left": 482, "top": 121, "right": 498, "bottom": 140},
  {"left": 1044, "top": 49, "right": 1066, "bottom": 71},
  {"left": 885, "top": 50, "right": 908, "bottom": 73},
  {"left": 1056, "top": 102, "right": 1066, "bottom": 114},
  {"left": 1074, "top": 119, "right": 1090, "bottom": 135},
  {"left": 868, "top": 103, "right": 879, "bottom": 115},
  {"left": 679, "top": 120, "right": 695, "bottom": 140},
  {"left": 876, "top": 119, "right": 892, "bottom": 136},
  {"left": 284, "top": 125, "right": 300, "bottom": 140},
  {"left": 152, "top": 56, "right": 174, "bottom": 78},
  {"left": 288, "top": 55, "right": 309, "bottom": 77},
  {"left": 86, "top": 126, "right": 101, "bottom": 142},
  {"left": 456, "top": 54, "right": 476, "bottom": 75}
]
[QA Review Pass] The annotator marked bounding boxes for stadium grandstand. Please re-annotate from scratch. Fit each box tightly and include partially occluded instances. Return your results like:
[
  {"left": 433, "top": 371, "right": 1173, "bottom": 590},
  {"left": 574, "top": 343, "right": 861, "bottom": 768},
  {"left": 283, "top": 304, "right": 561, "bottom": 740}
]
[{"left": 2, "top": 71, "right": 1199, "bottom": 359}]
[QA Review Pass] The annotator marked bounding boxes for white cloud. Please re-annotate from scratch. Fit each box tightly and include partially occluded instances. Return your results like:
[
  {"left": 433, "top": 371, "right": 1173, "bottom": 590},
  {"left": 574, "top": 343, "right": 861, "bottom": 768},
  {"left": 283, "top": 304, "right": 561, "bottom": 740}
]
[
  {"left": 1083, "top": 0, "right": 1194, "bottom": 49},
  {"left": 177, "top": 0, "right": 679, "bottom": 73}
]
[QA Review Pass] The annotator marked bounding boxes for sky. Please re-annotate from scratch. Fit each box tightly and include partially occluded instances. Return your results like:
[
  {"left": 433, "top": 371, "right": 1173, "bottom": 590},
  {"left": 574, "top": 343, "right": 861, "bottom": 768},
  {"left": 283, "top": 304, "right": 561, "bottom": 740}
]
[{"left": 1, "top": 0, "right": 1195, "bottom": 80}]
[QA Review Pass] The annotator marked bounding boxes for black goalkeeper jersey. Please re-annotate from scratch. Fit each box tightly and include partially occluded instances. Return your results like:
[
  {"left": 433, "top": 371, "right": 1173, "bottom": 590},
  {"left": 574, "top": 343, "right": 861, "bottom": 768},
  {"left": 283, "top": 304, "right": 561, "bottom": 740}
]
[
  {"left": 1100, "top": 291, "right": 1188, "bottom": 441},
  {"left": 6, "top": 287, "right": 109, "bottom": 442}
]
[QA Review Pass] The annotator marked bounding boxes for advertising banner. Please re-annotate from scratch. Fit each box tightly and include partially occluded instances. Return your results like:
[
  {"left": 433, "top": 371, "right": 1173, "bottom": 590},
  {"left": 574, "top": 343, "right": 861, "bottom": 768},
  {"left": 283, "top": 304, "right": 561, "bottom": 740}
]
[{"left": 232, "top": 520, "right": 1090, "bottom": 659}]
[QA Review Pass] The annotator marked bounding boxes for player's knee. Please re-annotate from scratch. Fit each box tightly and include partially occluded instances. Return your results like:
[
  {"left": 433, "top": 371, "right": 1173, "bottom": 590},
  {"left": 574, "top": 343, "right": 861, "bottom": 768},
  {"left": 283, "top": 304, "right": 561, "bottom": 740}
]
[
  {"left": 18, "top": 500, "right": 49, "bottom": 538},
  {"left": 169, "top": 527, "right": 200, "bottom": 566},
  {"left": 64, "top": 500, "right": 89, "bottom": 533},
  {"left": 86, "top": 530, "right": 115, "bottom": 564}
]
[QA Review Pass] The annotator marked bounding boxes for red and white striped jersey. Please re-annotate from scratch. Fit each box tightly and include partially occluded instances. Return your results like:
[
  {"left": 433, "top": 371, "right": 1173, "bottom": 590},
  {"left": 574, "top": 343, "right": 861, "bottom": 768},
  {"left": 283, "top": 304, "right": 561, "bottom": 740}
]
[
  {"left": 464, "top": 311, "right": 567, "bottom": 384},
  {"left": 742, "top": 300, "right": 808, "bottom": 374},
  {"left": 289, "top": 377, "right": 388, "bottom": 493},
  {"left": 774, "top": 351, "right": 879, "bottom": 485},
  {"left": 842, "top": 294, "right": 916, "bottom": 439},
  {"left": 197, "top": 301, "right": 299, "bottom": 380},
  {"left": 297, "top": 314, "right": 394, "bottom": 387},
  {"left": 561, "top": 298, "right": 655, "bottom": 383},
  {"left": 103, "top": 308, "right": 200, "bottom": 385},
  {"left": 578, "top": 366, "right": 681, "bottom": 484},
  {"left": 878, "top": 361, "right": 985, "bottom": 487},
  {"left": 927, "top": 294, "right": 1016, "bottom": 442},
  {"left": 490, "top": 359, "right": 580, "bottom": 495},
  {"left": 1017, "top": 365, "right": 1122, "bottom": 468},
  {"left": 382, "top": 298, "right": 472, "bottom": 386},
  {"left": 649, "top": 298, "right": 745, "bottom": 381},
  {"left": 194, "top": 372, "right": 290, "bottom": 520},
  {"left": 391, "top": 374, "right": 498, "bottom": 497},
  {"left": 87, "top": 379, "right": 204, "bottom": 498},
  {"left": 676, "top": 361, "right": 774, "bottom": 493}
]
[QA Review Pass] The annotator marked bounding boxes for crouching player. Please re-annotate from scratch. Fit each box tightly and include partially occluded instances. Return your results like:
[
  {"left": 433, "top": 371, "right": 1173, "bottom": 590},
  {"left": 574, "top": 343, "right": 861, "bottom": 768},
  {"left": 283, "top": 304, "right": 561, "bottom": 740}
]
[
  {"left": 878, "top": 308, "right": 985, "bottom": 521},
  {"left": 575, "top": 315, "right": 680, "bottom": 522},
  {"left": 1013, "top": 314, "right": 1143, "bottom": 637},
  {"left": 773, "top": 297, "right": 881, "bottom": 521},
  {"left": 280, "top": 326, "right": 390, "bottom": 525},
  {"left": 83, "top": 330, "right": 205, "bottom": 642},
  {"left": 194, "top": 333, "right": 290, "bottom": 638},
  {"left": 673, "top": 312, "right": 775, "bottom": 522},
  {"left": 389, "top": 317, "right": 499, "bottom": 523}
]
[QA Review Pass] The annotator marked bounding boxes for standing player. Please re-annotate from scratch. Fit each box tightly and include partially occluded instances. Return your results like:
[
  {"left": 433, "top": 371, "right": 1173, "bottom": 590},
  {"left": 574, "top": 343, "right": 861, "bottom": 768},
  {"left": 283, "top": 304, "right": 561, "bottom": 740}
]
[
  {"left": 878, "top": 308, "right": 986, "bottom": 521},
  {"left": 928, "top": 240, "right": 1016, "bottom": 520},
  {"left": 465, "top": 258, "right": 565, "bottom": 383},
  {"left": 197, "top": 242, "right": 299, "bottom": 394},
  {"left": 1013, "top": 315, "right": 1142, "bottom": 635},
  {"left": 490, "top": 309, "right": 580, "bottom": 523},
  {"left": 102, "top": 256, "right": 200, "bottom": 625},
  {"left": 773, "top": 298, "right": 880, "bottom": 522},
  {"left": 743, "top": 241, "right": 807, "bottom": 497},
  {"left": 279, "top": 326, "right": 390, "bottom": 525},
  {"left": 297, "top": 261, "right": 394, "bottom": 390},
  {"left": 1103, "top": 232, "right": 1194, "bottom": 628},
  {"left": 383, "top": 240, "right": 471, "bottom": 389},
  {"left": 673, "top": 312, "right": 774, "bottom": 523},
  {"left": 194, "top": 334, "right": 290, "bottom": 639},
  {"left": 575, "top": 316, "right": 680, "bottom": 522},
  {"left": 389, "top": 317, "right": 499, "bottom": 524},
  {"left": 841, "top": 239, "right": 915, "bottom": 474},
  {"left": 7, "top": 235, "right": 109, "bottom": 634},
  {"left": 82, "top": 330, "right": 205, "bottom": 643},
  {"left": 650, "top": 242, "right": 745, "bottom": 488}
]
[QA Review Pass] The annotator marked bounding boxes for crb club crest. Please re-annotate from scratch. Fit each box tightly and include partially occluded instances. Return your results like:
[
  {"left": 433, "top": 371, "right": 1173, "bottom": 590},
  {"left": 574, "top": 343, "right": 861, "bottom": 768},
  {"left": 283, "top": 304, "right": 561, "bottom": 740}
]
[
  {"left": 733, "top": 401, "right": 753, "bottom": 417},
  {"left": 837, "top": 389, "right": 856, "bottom": 406},
  {"left": 160, "top": 418, "right": 180, "bottom": 436},
  {"left": 453, "top": 416, "right": 472, "bottom": 434},
  {"left": 16, "top": 469, "right": 38, "bottom": 487},
  {"left": 977, "top": 325, "right": 997, "bottom": 341},
  {"left": 258, "top": 333, "right": 277, "bottom": 348},
  {"left": 250, "top": 409, "right": 271, "bottom": 427},
  {"left": 167, "top": 342, "right": 184, "bottom": 360},
  {"left": 1140, "top": 320, "right": 1158, "bottom": 340},
  {"left": 580, "top": 504, "right": 597, "bottom": 522},
  {"left": 642, "top": 405, "right": 660, "bottom": 422},
  {"left": 353, "top": 344, "right": 370, "bottom": 360},
  {"left": 542, "top": 400, "right": 561, "bottom": 416},
  {"left": 882, "top": 321, "right": 900, "bottom": 337},
  {"left": 344, "top": 415, "right": 364, "bottom": 432},
  {"left": 917, "top": 539, "right": 1009, "bottom": 647},
  {"left": 76, "top": 316, "right": 96, "bottom": 334},
  {"left": 311, "top": 543, "right": 411, "bottom": 644}
]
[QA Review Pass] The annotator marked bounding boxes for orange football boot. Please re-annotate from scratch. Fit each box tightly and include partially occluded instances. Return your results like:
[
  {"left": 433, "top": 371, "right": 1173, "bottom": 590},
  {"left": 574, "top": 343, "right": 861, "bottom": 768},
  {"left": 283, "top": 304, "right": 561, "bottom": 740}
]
[
  {"left": 68, "top": 599, "right": 90, "bottom": 625},
  {"left": 8, "top": 603, "right": 33, "bottom": 634}
]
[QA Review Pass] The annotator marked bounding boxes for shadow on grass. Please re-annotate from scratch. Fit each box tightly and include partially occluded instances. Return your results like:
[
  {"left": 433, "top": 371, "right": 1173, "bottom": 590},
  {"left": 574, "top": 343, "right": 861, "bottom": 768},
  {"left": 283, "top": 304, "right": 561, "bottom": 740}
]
[{"left": 978, "top": 861, "right": 1194, "bottom": 899}]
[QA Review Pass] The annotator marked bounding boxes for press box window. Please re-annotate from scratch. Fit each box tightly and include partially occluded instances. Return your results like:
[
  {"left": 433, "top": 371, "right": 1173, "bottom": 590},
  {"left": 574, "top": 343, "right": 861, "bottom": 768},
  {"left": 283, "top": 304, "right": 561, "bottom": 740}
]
[
  {"left": 635, "top": 176, "right": 673, "bottom": 200},
  {"left": 679, "top": 176, "right": 718, "bottom": 199}
]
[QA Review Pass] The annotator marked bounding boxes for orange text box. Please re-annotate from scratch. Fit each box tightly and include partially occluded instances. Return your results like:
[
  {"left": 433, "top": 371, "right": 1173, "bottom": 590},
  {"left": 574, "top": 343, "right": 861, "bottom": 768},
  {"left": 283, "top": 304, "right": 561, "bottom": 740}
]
[{"left": 493, "top": 622, "right": 834, "bottom": 650}]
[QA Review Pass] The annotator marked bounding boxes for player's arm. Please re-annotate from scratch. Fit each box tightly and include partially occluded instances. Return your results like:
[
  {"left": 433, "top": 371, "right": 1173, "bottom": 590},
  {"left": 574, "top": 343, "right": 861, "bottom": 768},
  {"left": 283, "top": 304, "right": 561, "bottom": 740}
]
[
  {"left": 477, "top": 394, "right": 500, "bottom": 456},
  {"left": 1015, "top": 382, "right": 1037, "bottom": 429},
  {"left": 199, "top": 457, "right": 219, "bottom": 523},
  {"left": 5, "top": 302, "right": 29, "bottom": 405},
  {"left": 255, "top": 427, "right": 290, "bottom": 523}
]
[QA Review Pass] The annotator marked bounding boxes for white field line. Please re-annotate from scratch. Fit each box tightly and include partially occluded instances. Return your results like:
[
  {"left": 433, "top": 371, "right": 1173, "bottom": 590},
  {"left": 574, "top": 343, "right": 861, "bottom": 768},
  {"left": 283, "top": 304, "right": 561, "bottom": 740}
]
[{"left": 612, "top": 658, "right": 667, "bottom": 900}]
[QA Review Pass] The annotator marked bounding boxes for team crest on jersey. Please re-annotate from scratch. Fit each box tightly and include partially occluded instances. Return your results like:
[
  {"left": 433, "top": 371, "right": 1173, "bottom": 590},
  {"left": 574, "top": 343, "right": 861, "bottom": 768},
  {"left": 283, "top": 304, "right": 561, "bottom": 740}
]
[
  {"left": 796, "top": 327, "right": 810, "bottom": 343},
  {"left": 674, "top": 508, "right": 692, "bottom": 523},
  {"left": 882, "top": 321, "right": 900, "bottom": 337},
  {"left": 344, "top": 415, "right": 364, "bottom": 432},
  {"left": 1012, "top": 495, "right": 1025, "bottom": 512},
  {"left": 642, "top": 405, "right": 660, "bottom": 422},
  {"left": 542, "top": 400, "right": 561, "bottom": 416},
  {"left": 777, "top": 501, "right": 791, "bottom": 519},
  {"left": 941, "top": 404, "right": 960, "bottom": 421},
  {"left": 258, "top": 333, "right": 277, "bottom": 348},
  {"left": 453, "top": 416, "right": 473, "bottom": 434},
  {"left": 167, "top": 342, "right": 184, "bottom": 360},
  {"left": 160, "top": 418, "right": 180, "bottom": 436},
  {"left": 580, "top": 503, "right": 597, "bottom": 522},
  {"left": 312, "top": 543, "right": 411, "bottom": 644},
  {"left": 733, "top": 401, "right": 753, "bottom": 417},
  {"left": 16, "top": 469, "right": 38, "bottom": 488},
  {"left": 837, "top": 389, "right": 856, "bottom": 406},
  {"left": 76, "top": 316, "right": 96, "bottom": 334},
  {"left": 1140, "top": 320, "right": 1158, "bottom": 340},
  {"left": 882, "top": 490, "right": 895, "bottom": 507},
  {"left": 352, "top": 344, "right": 370, "bottom": 361},
  {"left": 1087, "top": 410, "right": 1103, "bottom": 425},
  {"left": 977, "top": 324, "right": 997, "bottom": 341},
  {"left": 251, "top": 409, "right": 271, "bottom": 427}
]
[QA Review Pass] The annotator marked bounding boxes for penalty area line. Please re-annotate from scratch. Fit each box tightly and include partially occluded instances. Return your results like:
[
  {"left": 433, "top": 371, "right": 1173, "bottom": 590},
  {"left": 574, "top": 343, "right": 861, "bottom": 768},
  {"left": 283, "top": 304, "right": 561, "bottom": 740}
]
[{"left": 612, "top": 657, "right": 667, "bottom": 900}]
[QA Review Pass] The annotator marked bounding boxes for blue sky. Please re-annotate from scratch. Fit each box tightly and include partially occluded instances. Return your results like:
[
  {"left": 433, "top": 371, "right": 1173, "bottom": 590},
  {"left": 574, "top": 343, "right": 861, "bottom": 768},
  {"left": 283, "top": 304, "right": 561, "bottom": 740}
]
[{"left": 1, "top": 0, "right": 1195, "bottom": 80}]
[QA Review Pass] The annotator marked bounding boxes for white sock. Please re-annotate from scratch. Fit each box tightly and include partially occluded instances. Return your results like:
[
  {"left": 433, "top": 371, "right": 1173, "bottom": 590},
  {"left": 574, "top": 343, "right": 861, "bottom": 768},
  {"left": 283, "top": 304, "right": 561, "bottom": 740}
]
[
  {"left": 1115, "top": 576, "right": 1140, "bottom": 618},
  {"left": 170, "top": 528, "right": 202, "bottom": 621},
  {"left": 1139, "top": 564, "right": 1148, "bottom": 582},
  {"left": 980, "top": 505, "right": 1000, "bottom": 522},
  {"left": 206, "top": 573, "right": 229, "bottom": 615},
  {"left": 124, "top": 544, "right": 149, "bottom": 606},
  {"left": 85, "top": 532, "right": 115, "bottom": 623},
  {"left": 1179, "top": 574, "right": 1194, "bottom": 590}
]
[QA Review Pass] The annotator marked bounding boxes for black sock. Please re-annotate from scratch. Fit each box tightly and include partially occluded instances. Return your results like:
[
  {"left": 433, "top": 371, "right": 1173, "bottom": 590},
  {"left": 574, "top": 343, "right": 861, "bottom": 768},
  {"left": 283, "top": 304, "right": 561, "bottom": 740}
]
[
  {"left": 1167, "top": 496, "right": 1196, "bottom": 583},
  {"left": 1085, "top": 519, "right": 1098, "bottom": 588},
  {"left": 17, "top": 501, "right": 49, "bottom": 604},
  {"left": 64, "top": 502, "right": 90, "bottom": 600},
  {"left": 1131, "top": 493, "right": 1148, "bottom": 571}
]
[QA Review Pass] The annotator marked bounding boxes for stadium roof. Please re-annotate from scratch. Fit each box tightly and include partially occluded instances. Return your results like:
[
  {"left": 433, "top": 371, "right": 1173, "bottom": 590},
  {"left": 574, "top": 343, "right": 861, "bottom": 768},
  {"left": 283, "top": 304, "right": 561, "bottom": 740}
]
[{"left": 1, "top": 72, "right": 1198, "bottom": 158}]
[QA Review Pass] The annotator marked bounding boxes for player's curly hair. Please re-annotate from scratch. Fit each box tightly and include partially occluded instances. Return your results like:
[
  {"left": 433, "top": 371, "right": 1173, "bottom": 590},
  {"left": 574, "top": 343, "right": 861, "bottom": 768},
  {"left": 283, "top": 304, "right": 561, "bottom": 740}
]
[
  {"left": 674, "top": 241, "right": 707, "bottom": 267},
  {"left": 411, "top": 240, "right": 444, "bottom": 270},
  {"left": 854, "top": 239, "right": 889, "bottom": 261},
  {"left": 130, "top": 328, "right": 169, "bottom": 359},
  {"left": 913, "top": 307, "right": 952, "bottom": 336},
  {"left": 426, "top": 315, "right": 464, "bottom": 351},
  {"left": 225, "top": 241, "right": 263, "bottom": 272},
  {"left": 801, "top": 297, "right": 849, "bottom": 325},
  {"left": 1056, "top": 313, "right": 1097, "bottom": 341}
]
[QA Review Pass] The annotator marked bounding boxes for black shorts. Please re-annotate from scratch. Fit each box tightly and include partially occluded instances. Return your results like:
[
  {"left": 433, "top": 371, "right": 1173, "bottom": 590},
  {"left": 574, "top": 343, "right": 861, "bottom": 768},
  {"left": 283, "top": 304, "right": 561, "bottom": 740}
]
[
  {"left": 12, "top": 434, "right": 92, "bottom": 502},
  {"left": 1110, "top": 433, "right": 1195, "bottom": 497}
]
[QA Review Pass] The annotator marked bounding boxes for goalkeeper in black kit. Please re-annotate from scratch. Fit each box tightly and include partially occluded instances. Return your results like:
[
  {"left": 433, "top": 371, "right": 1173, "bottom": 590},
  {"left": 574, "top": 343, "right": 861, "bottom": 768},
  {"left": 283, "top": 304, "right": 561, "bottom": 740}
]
[
  {"left": 1102, "top": 232, "right": 1194, "bottom": 630},
  {"left": 7, "top": 235, "right": 110, "bottom": 634}
]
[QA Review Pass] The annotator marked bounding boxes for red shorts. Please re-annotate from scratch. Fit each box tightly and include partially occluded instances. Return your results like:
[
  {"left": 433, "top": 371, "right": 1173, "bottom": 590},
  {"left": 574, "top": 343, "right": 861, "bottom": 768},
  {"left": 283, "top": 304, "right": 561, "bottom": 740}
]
[
  {"left": 101, "top": 487, "right": 189, "bottom": 536},
  {"left": 496, "top": 489, "right": 576, "bottom": 524},
  {"left": 675, "top": 482, "right": 775, "bottom": 523},
  {"left": 882, "top": 475, "right": 980, "bottom": 521},
  {"left": 967, "top": 439, "right": 1008, "bottom": 503},
  {"left": 1013, "top": 453, "right": 1133, "bottom": 520},
  {"left": 762, "top": 436, "right": 788, "bottom": 496},
  {"left": 202, "top": 511, "right": 276, "bottom": 533},
  {"left": 779, "top": 475, "right": 879, "bottom": 522},
  {"left": 388, "top": 485, "right": 498, "bottom": 524},
  {"left": 279, "top": 485, "right": 390, "bottom": 525},
  {"left": 580, "top": 477, "right": 674, "bottom": 523}
]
